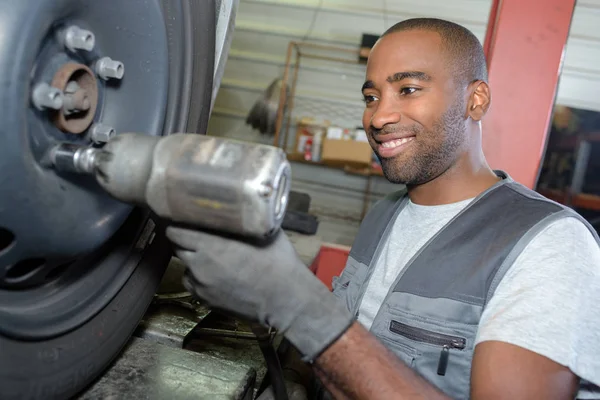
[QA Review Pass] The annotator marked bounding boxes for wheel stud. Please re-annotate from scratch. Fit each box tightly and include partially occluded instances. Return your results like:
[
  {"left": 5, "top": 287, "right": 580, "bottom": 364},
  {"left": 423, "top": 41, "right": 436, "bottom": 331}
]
[
  {"left": 32, "top": 83, "right": 64, "bottom": 111},
  {"left": 90, "top": 123, "right": 116, "bottom": 144},
  {"left": 64, "top": 25, "right": 95, "bottom": 52},
  {"left": 95, "top": 57, "right": 125, "bottom": 80}
]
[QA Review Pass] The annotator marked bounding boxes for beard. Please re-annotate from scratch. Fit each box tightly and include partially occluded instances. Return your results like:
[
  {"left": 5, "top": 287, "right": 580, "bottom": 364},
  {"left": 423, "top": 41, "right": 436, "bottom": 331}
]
[{"left": 374, "top": 102, "right": 467, "bottom": 186}]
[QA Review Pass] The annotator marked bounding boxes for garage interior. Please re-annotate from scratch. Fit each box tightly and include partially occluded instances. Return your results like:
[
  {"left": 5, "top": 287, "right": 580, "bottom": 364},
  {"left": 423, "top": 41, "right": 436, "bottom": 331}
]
[
  {"left": 209, "top": 0, "right": 600, "bottom": 253},
  {"left": 2, "top": 0, "right": 600, "bottom": 399}
]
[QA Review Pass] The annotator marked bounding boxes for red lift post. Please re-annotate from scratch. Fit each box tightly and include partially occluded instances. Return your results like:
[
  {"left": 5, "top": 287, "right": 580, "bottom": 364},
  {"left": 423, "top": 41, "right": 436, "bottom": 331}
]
[{"left": 482, "top": 0, "right": 576, "bottom": 189}]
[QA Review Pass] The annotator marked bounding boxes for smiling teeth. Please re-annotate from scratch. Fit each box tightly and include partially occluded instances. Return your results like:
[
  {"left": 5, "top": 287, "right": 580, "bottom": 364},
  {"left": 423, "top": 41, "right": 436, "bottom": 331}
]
[{"left": 381, "top": 137, "right": 414, "bottom": 148}]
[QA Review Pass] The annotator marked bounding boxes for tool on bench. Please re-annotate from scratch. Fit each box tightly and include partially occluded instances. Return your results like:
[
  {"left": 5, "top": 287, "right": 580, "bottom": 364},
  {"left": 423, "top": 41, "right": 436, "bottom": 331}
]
[{"left": 48, "top": 132, "right": 292, "bottom": 240}]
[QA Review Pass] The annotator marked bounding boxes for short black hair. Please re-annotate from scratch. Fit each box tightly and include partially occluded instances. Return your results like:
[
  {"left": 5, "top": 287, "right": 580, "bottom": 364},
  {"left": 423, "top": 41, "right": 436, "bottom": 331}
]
[{"left": 382, "top": 18, "right": 488, "bottom": 85}]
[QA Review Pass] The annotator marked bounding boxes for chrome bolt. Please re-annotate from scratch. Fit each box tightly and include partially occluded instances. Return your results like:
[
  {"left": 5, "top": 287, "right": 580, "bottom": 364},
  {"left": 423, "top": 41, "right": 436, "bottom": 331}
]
[
  {"left": 95, "top": 57, "right": 125, "bottom": 80},
  {"left": 64, "top": 25, "right": 95, "bottom": 52},
  {"left": 90, "top": 124, "right": 116, "bottom": 144},
  {"left": 32, "top": 83, "right": 64, "bottom": 111}
]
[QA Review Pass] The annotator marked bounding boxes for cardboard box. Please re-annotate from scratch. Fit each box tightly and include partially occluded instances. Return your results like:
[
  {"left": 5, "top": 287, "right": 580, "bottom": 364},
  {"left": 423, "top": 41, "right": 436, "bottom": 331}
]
[{"left": 321, "top": 139, "right": 373, "bottom": 168}]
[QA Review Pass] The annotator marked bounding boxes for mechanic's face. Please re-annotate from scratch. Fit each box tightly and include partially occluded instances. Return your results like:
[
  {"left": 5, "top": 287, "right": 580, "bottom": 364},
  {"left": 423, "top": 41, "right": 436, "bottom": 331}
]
[{"left": 362, "top": 30, "right": 467, "bottom": 185}]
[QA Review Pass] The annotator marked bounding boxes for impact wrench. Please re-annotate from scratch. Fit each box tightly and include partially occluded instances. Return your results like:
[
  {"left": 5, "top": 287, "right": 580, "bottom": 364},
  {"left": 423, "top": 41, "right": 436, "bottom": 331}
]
[
  {"left": 48, "top": 132, "right": 292, "bottom": 239},
  {"left": 47, "top": 132, "right": 293, "bottom": 400}
]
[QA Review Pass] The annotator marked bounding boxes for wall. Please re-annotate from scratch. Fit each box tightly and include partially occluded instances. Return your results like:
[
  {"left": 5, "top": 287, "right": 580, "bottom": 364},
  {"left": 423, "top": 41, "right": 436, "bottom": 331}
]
[{"left": 207, "top": 0, "right": 600, "bottom": 244}]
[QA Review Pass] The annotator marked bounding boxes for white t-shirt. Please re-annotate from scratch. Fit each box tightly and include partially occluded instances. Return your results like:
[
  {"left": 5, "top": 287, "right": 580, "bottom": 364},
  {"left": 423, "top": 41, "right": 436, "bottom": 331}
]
[{"left": 356, "top": 198, "right": 600, "bottom": 399}]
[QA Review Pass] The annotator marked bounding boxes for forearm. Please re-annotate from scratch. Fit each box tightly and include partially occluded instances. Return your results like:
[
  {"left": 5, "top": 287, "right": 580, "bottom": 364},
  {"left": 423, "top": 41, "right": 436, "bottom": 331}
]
[
  {"left": 313, "top": 322, "right": 450, "bottom": 400},
  {"left": 279, "top": 336, "right": 350, "bottom": 399}
]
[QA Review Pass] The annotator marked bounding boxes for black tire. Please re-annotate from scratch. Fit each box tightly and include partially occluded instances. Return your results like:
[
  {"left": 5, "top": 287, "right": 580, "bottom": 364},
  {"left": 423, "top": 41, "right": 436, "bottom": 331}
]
[
  {"left": 1, "top": 229, "right": 171, "bottom": 400},
  {"left": 0, "top": 0, "right": 217, "bottom": 398},
  {"left": 161, "top": 0, "right": 216, "bottom": 135}
]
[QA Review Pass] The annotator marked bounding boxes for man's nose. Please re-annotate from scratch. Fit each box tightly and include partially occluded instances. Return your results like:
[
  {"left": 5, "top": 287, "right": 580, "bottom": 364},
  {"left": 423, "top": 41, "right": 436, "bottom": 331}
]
[{"left": 370, "top": 101, "right": 401, "bottom": 129}]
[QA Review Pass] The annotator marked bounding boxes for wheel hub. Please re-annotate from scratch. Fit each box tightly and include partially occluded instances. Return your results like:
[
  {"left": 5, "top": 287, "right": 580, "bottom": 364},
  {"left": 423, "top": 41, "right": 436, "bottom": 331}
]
[
  {"left": 0, "top": 0, "right": 170, "bottom": 339},
  {"left": 51, "top": 62, "right": 99, "bottom": 134}
]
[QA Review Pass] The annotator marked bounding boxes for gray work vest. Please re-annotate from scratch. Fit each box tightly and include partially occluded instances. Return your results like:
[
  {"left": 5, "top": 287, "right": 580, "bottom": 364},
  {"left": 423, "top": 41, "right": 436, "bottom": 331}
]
[{"left": 326, "top": 171, "right": 598, "bottom": 399}]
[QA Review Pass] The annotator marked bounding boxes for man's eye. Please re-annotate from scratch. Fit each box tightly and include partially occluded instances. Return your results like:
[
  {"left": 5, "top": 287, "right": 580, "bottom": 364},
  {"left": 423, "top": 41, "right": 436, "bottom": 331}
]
[
  {"left": 363, "top": 95, "right": 378, "bottom": 104},
  {"left": 400, "top": 87, "right": 419, "bottom": 95}
]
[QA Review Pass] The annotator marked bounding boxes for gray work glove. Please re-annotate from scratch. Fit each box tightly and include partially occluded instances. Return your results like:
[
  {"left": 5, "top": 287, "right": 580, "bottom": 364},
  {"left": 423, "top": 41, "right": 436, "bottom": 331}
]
[{"left": 165, "top": 227, "right": 353, "bottom": 361}]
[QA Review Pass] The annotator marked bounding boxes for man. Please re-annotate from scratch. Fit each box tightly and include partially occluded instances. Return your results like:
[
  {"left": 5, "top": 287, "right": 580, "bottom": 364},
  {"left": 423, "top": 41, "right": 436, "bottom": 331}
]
[{"left": 167, "top": 18, "right": 600, "bottom": 399}]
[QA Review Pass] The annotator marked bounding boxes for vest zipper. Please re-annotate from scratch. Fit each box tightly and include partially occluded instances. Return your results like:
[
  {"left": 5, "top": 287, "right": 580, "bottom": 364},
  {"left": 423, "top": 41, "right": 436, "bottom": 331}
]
[{"left": 389, "top": 320, "right": 466, "bottom": 376}]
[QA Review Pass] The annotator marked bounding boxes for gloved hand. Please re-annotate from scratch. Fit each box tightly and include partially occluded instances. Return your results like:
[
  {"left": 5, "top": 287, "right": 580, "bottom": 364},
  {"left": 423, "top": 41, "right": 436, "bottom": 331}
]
[{"left": 165, "top": 227, "right": 353, "bottom": 361}]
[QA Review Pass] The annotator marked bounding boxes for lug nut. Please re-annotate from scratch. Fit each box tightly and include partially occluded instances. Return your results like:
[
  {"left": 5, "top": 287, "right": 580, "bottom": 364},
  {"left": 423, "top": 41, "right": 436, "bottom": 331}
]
[
  {"left": 32, "top": 83, "right": 64, "bottom": 111},
  {"left": 90, "top": 124, "right": 116, "bottom": 144},
  {"left": 64, "top": 25, "right": 95, "bottom": 52},
  {"left": 95, "top": 57, "right": 125, "bottom": 80}
]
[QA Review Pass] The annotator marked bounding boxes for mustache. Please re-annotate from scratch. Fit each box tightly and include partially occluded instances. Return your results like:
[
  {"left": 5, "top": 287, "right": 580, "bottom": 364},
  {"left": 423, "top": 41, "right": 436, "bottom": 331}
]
[{"left": 368, "top": 124, "right": 421, "bottom": 136}]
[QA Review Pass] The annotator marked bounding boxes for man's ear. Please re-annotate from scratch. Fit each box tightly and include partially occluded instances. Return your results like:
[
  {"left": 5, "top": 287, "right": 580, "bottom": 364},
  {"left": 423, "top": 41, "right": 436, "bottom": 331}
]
[{"left": 467, "top": 81, "right": 491, "bottom": 121}]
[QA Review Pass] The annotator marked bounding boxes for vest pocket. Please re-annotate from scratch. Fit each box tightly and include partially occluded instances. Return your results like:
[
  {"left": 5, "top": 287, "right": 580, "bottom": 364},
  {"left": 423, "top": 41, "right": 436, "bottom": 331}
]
[
  {"left": 378, "top": 335, "right": 420, "bottom": 367},
  {"left": 373, "top": 300, "right": 477, "bottom": 400},
  {"left": 389, "top": 320, "right": 466, "bottom": 376}
]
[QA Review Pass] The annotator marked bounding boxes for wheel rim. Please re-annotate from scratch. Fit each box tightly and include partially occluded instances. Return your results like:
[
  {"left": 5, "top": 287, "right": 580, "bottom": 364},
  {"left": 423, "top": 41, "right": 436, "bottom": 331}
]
[{"left": 0, "top": 0, "right": 175, "bottom": 340}]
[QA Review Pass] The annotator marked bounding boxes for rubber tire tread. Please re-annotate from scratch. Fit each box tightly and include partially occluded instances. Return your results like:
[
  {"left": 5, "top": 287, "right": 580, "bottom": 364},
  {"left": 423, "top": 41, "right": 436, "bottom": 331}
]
[
  {"left": 0, "top": 234, "right": 172, "bottom": 400},
  {"left": 185, "top": 0, "right": 216, "bottom": 134}
]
